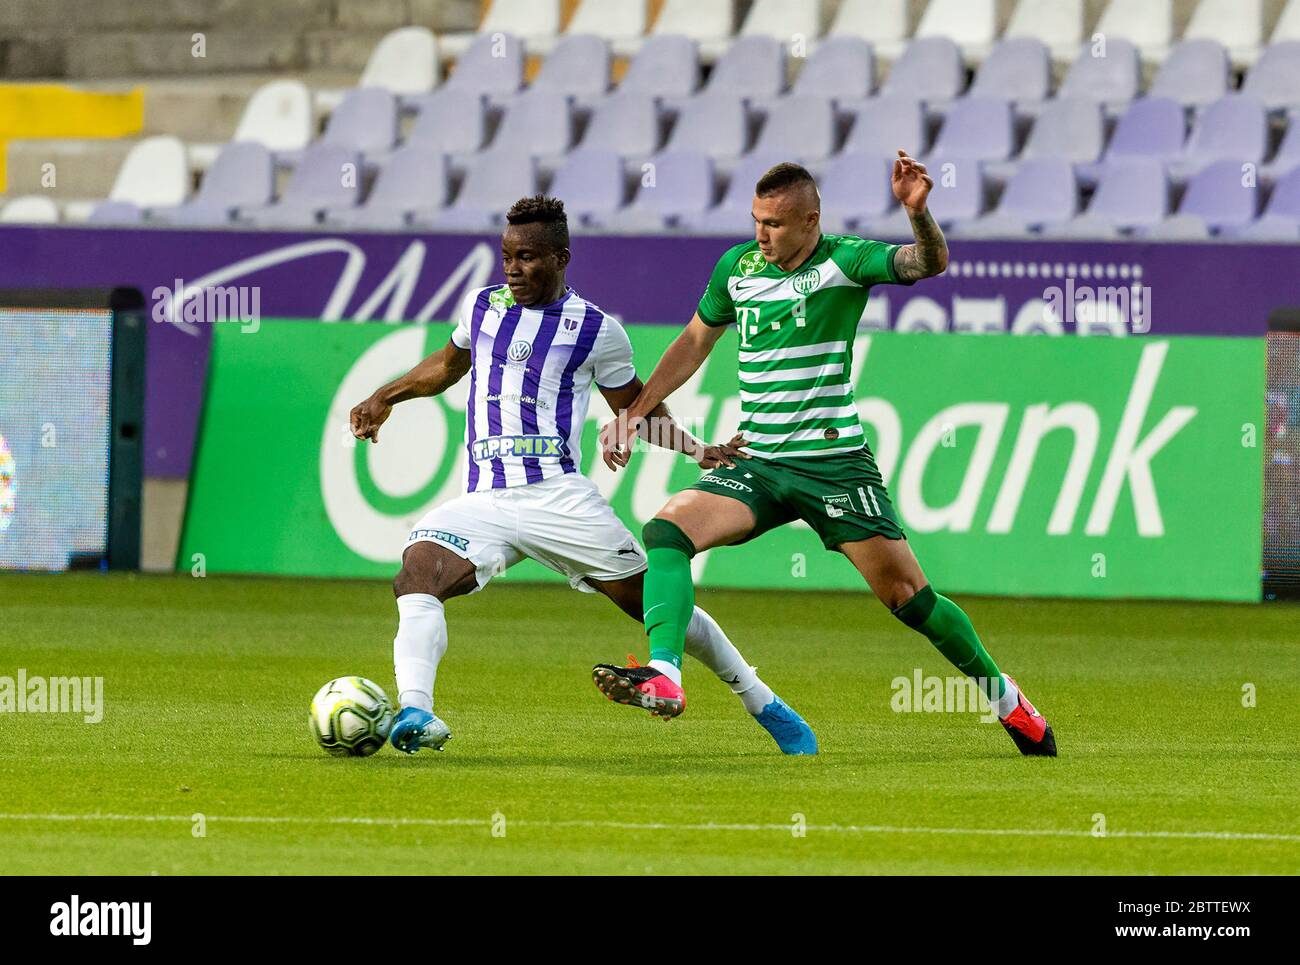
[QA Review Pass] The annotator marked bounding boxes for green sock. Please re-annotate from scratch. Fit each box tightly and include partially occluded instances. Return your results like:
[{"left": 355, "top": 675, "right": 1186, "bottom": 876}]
[
  {"left": 893, "top": 585, "right": 1006, "bottom": 703},
  {"left": 641, "top": 519, "right": 696, "bottom": 670}
]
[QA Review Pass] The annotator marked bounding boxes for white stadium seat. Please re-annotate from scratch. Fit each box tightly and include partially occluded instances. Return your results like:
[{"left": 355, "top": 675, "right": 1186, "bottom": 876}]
[
  {"left": 1275, "top": 0, "right": 1300, "bottom": 42},
  {"left": 735, "top": 0, "right": 822, "bottom": 51},
  {"left": 109, "top": 135, "right": 189, "bottom": 208},
  {"left": 1095, "top": 0, "right": 1173, "bottom": 62},
  {"left": 615, "top": 0, "right": 733, "bottom": 60},
  {"left": 1006, "top": 0, "right": 1085, "bottom": 60},
  {"left": 916, "top": 0, "right": 998, "bottom": 60},
  {"left": 533, "top": 0, "right": 645, "bottom": 55},
  {"left": 316, "top": 27, "right": 438, "bottom": 112},
  {"left": 1184, "top": 0, "right": 1264, "bottom": 66},
  {"left": 828, "top": 0, "right": 910, "bottom": 60},
  {"left": 190, "top": 79, "right": 312, "bottom": 169},
  {"left": 439, "top": 0, "right": 560, "bottom": 58},
  {"left": 0, "top": 195, "right": 59, "bottom": 224}
]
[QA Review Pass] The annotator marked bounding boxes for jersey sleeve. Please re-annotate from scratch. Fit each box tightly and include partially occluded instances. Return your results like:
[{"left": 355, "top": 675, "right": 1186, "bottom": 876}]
[
  {"left": 591, "top": 316, "right": 638, "bottom": 390},
  {"left": 696, "top": 247, "right": 744, "bottom": 327},
  {"left": 837, "top": 237, "right": 907, "bottom": 287},
  {"left": 449, "top": 287, "right": 482, "bottom": 349}
]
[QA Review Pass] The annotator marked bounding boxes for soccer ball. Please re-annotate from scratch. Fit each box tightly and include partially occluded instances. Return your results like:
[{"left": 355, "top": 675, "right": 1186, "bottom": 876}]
[{"left": 309, "top": 676, "right": 394, "bottom": 757}]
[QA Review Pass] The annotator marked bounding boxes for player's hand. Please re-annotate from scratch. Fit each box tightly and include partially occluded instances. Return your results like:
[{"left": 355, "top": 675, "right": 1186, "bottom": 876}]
[
  {"left": 697, "top": 434, "right": 750, "bottom": 470},
  {"left": 350, "top": 395, "right": 391, "bottom": 444},
  {"left": 599, "top": 411, "right": 646, "bottom": 471},
  {"left": 892, "top": 149, "right": 933, "bottom": 214}
]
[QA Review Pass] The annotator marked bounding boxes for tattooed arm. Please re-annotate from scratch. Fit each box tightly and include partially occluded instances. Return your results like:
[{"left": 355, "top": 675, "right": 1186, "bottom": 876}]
[{"left": 889, "top": 148, "right": 949, "bottom": 282}]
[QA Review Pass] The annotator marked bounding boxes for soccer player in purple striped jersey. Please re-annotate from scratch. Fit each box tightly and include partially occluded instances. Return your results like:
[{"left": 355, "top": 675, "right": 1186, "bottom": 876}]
[{"left": 349, "top": 195, "right": 817, "bottom": 755}]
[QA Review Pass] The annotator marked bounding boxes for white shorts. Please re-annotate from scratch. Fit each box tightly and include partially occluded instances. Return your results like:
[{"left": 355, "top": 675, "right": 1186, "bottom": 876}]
[{"left": 403, "top": 472, "right": 646, "bottom": 594}]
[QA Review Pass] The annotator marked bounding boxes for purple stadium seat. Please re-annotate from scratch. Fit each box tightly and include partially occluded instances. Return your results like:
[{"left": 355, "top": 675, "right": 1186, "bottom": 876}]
[
  {"left": 1058, "top": 38, "right": 1140, "bottom": 114},
  {"left": 423, "top": 149, "right": 537, "bottom": 230},
  {"left": 1149, "top": 39, "right": 1230, "bottom": 109},
  {"left": 1038, "top": 215, "right": 1121, "bottom": 239},
  {"left": 1139, "top": 214, "right": 1211, "bottom": 239},
  {"left": 444, "top": 32, "right": 525, "bottom": 102},
  {"left": 87, "top": 201, "right": 144, "bottom": 225},
  {"left": 1084, "top": 158, "right": 1168, "bottom": 231},
  {"left": 321, "top": 88, "right": 399, "bottom": 157},
  {"left": 406, "top": 89, "right": 488, "bottom": 157},
  {"left": 619, "top": 34, "right": 700, "bottom": 100},
  {"left": 969, "top": 37, "right": 1051, "bottom": 113},
  {"left": 663, "top": 94, "right": 748, "bottom": 162},
  {"left": 1020, "top": 98, "right": 1104, "bottom": 165},
  {"left": 1228, "top": 165, "right": 1300, "bottom": 238},
  {"left": 150, "top": 142, "right": 273, "bottom": 226},
  {"left": 600, "top": 151, "right": 714, "bottom": 229},
  {"left": 1077, "top": 97, "right": 1185, "bottom": 185},
  {"left": 954, "top": 158, "right": 1077, "bottom": 235},
  {"left": 843, "top": 97, "right": 926, "bottom": 157},
  {"left": 792, "top": 36, "right": 874, "bottom": 107},
  {"left": 926, "top": 97, "right": 1014, "bottom": 163},
  {"left": 1263, "top": 118, "right": 1300, "bottom": 181},
  {"left": 703, "top": 35, "right": 785, "bottom": 101},
  {"left": 1170, "top": 157, "right": 1260, "bottom": 232},
  {"left": 880, "top": 37, "right": 965, "bottom": 107},
  {"left": 530, "top": 33, "right": 611, "bottom": 103},
  {"left": 819, "top": 153, "right": 895, "bottom": 232},
  {"left": 242, "top": 145, "right": 363, "bottom": 228},
  {"left": 487, "top": 88, "right": 574, "bottom": 163},
  {"left": 1169, "top": 94, "right": 1268, "bottom": 183},
  {"left": 1243, "top": 41, "right": 1300, "bottom": 111},
  {"left": 680, "top": 151, "right": 785, "bottom": 233},
  {"left": 324, "top": 147, "right": 448, "bottom": 229},
  {"left": 547, "top": 148, "right": 625, "bottom": 226},
  {"left": 750, "top": 95, "right": 835, "bottom": 162},
  {"left": 578, "top": 92, "right": 661, "bottom": 159}
]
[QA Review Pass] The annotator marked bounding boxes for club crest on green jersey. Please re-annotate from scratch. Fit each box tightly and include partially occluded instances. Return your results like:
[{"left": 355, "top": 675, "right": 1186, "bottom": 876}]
[
  {"left": 738, "top": 251, "right": 767, "bottom": 276},
  {"left": 793, "top": 268, "right": 820, "bottom": 294},
  {"left": 489, "top": 286, "right": 515, "bottom": 311}
]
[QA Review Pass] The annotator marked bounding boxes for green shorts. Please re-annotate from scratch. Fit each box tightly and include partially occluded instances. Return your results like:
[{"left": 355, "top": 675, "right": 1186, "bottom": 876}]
[{"left": 689, "top": 445, "right": 906, "bottom": 550}]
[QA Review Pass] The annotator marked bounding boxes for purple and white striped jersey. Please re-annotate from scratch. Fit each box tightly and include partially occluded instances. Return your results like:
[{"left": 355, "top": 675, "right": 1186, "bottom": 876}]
[{"left": 450, "top": 284, "right": 637, "bottom": 493}]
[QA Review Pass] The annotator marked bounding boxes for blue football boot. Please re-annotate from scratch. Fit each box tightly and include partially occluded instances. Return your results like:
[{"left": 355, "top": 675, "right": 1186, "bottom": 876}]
[
  {"left": 754, "top": 696, "right": 818, "bottom": 755},
  {"left": 389, "top": 706, "right": 452, "bottom": 754}
]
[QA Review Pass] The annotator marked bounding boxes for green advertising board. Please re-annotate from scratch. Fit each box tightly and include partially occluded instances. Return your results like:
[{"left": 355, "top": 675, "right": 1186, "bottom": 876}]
[{"left": 180, "top": 319, "right": 1263, "bottom": 601}]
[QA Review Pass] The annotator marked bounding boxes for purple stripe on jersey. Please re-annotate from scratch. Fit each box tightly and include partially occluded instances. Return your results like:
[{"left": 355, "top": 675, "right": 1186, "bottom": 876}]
[
  {"left": 485, "top": 304, "right": 524, "bottom": 489},
  {"left": 464, "top": 289, "right": 494, "bottom": 493},
  {"left": 554, "top": 304, "right": 604, "bottom": 474},
  {"left": 519, "top": 302, "right": 566, "bottom": 484}
]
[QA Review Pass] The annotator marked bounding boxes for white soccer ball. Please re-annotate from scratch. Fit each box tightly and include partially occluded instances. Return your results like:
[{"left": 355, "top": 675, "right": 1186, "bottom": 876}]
[{"left": 309, "top": 676, "right": 394, "bottom": 757}]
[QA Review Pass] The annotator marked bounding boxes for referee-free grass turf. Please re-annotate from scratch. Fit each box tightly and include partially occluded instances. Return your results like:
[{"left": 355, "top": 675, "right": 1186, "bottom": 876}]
[{"left": 1, "top": 572, "right": 1297, "bottom": 875}]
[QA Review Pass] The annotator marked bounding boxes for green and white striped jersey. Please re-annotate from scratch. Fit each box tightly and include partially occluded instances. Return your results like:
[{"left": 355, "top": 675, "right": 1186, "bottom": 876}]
[{"left": 697, "top": 235, "right": 903, "bottom": 459}]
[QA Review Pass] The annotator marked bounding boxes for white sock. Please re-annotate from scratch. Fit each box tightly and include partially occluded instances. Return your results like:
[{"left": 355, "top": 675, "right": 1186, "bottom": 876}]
[
  {"left": 995, "top": 674, "right": 1020, "bottom": 719},
  {"left": 682, "top": 606, "right": 774, "bottom": 715},
  {"left": 393, "top": 593, "right": 447, "bottom": 712},
  {"left": 648, "top": 659, "right": 682, "bottom": 686}
]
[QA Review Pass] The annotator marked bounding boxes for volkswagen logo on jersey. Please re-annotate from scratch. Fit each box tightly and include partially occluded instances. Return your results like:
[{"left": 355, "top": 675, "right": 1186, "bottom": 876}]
[{"left": 507, "top": 339, "right": 532, "bottom": 362}]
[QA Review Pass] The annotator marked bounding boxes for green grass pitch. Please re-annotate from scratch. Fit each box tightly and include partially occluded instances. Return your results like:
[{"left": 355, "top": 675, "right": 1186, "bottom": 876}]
[{"left": 1, "top": 572, "right": 1297, "bottom": 875}]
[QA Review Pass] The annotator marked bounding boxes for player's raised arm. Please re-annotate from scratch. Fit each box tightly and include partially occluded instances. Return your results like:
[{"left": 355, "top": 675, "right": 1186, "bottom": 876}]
[
  {"left": 890, "top": 148, "right": 949, "bottom": 283},
  {"left": 350, "top": 338, "right": 471, "bottom": 444}
]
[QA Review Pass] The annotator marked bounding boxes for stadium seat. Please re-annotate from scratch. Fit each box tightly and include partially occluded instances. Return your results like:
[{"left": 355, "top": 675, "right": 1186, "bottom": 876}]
[
  {"left": 1171, "top": 158, "right": 1260, "bottom": 232},
  {"left": 562, "top": 0, "right": 646, "bottom": 50},
  {"left": 0, "top": 195, "right": 59, "bottom": 224},
  {"left": 106, "top": 135, "right": 189, "bottom": 209},
  {"left": 406, "top": 89, "right": 488, "bottom": 160},
  {"left": 680, "top": 151, "right": 785, "bottom": 234},
  {"left": 881, "top": 37, "right": 965, "bottom": 112},
  {"left": 969, "top": 38, "right": 1051, "bottom": 116},
  {"left": 1148, "top": 40, "right": 1230, "bottom": 109},
  {"left": 1243, "top": 42, "right": 1300, "bottom": 111},
  {"left": 1274, "top": 0, "right": 1300, "bottom": 42},
  {"left": 662, "top": 94, "right": 748, "bottom": 165},
  {"left": 150, "top": 142, "right": 274, "bottom": 226},
  {"left": 819, "top": 153, "right": 901, "bottom": 232},
  {"left": 86, "top": 201, "right": 145, "bottom": 225},
  {"left": 827, "top": 0, "right": 910, "bottom": 60},
  {"left": 313, "top": 87, "right": 399, "bottom": 162},
  {"left": 1095, "top": 0, "right": 1173, "bottom": 62},
  {"left": 241, "top": 145, "right": 362, "bottom": 229},
  {"left": 618, "top": 34, "right": 700, "bottom": 101},
  {"left": 443, "top": 31, "right": 525, "bottom": 104},
  {"left": 750, "top": 95, "right": 835, "bottom": 163},
  {"left": 702, "top": 36, "right": 786, "bottom": 102},
  {"left": 529, "top": 33, "right": 611, "bottom": 105},
  {"left": 324, "top": 147, "right": 448, "bottom": 230},
  {"left": 578, "top": 92, "right": 661, "bottom": 161},
  {"left": 1226, "top": 165, "right": 1300, "bottom": 238},
  {"left": 926, "top": 97, "right": 1014, "bottom": 164},
  {"left": 1183, "top": 0, "right": 1264, "bottom": 67},
  {"left": 1262, "top": 118, "right": 1300, "bottom": 181},
  {"left": 842, "top": 97, "right": 926, "bottom": 158},
  {"left": 316, "top": 27, "right": 438, "bottom": 112},
  {"left": 1077, "top": 97, "right": 1185, "bottom": 186},
  {"left": 1081, "top": 158, "right": 1169, "bottom": 232},
  {"left": 791, "top": 36, "right": 874, "bottom": 108},
  {"left": 1019, "top": 98, "right": 1105, "bottom": 166},
  {"left": 952, "top": 158, "right": 1077, "bottom": 236},
  {"left": 546, "top": 148, "right": 626, "bottom": 227},
  {"left": 1039, "top": 215, "right": 1122, "bottom": 239},
  {"left": 1058, "top": 38, "right": 1140, "bottom": 116},
  {"left": 1005, "top": 0, "right": 1085, "bottom": 61},
  {"left": 487, "top": 89, "right": 574, "bottom": 168},
  {"left": 1139, "top": 213, "right": 1211, "bottom": 239},
  {"left": 736, "top": 0, "right": 821, "bottom": 51},
  {"left": 916, "top": 0, "right": 997, "bottom": 60},
  {"left": 439, "top": 0, "right": 559, "bottom": 59},
  {"left": 616, "top": 0, "right": 734, "bottom": 61},
  {"left": 600, "top": 151, "right": 714, "bottom": 230},
  {"left": 188, "top": 80, "right": 311, "bottom": 169},
  {"left": 424, "top": 149, "right": 537, "bottom": 231},
  {"left": 865, "top": 155, "right": 984, "bottom": 234},
  {"left": 1169, "top": 95, "right": 1268, "bottom": 183}
]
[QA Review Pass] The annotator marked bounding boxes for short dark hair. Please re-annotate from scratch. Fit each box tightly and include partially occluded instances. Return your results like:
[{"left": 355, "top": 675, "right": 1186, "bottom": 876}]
[
  {"left": 505, "top": 194, "right": 569, "bottom": 251},
  {"left": 755, "top": 162, "right": 818, "bottom": 200}
]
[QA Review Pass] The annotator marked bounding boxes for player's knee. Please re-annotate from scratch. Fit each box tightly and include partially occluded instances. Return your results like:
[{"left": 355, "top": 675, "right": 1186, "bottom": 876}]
[{"left": 642, "top": 517, "right": 697, "bottom": 557}]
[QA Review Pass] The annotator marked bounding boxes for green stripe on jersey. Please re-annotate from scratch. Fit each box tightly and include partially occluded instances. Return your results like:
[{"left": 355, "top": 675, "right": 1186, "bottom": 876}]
[{"left": 697, "top": 233, "right": 903, "bottom": 458}]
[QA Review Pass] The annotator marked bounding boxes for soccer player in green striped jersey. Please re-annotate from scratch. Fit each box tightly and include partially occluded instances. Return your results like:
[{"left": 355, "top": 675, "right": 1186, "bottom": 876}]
[{"left": 592, "top": 154, "right": 1056, "bottom": 757}]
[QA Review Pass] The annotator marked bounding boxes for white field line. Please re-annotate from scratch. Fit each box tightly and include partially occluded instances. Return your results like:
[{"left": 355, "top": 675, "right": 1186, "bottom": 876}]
[{"left": 0, "top": 813, "right": 1297, "bottom": 842}]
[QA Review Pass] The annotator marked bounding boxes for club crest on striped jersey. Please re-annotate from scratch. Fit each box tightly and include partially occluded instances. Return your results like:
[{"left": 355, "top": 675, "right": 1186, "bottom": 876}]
[
  {"left": 507, "top": 339, "right": 532, "bottom": 362},
  {"left": 738, "top": 250, "right": 767, "bottom": 275},
  {"left": 793, "top": 268, "right": 820, "bottom": 294},
  {"left": 488, "top": 286, "right": 515, "bottom": 311}
]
